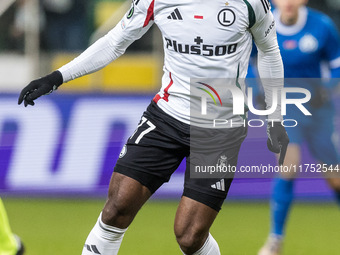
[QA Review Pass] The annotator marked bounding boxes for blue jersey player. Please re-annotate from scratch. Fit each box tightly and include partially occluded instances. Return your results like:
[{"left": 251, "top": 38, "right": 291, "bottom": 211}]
[{"left": 258, "top": 0, "right": 340, "bottom": 255}]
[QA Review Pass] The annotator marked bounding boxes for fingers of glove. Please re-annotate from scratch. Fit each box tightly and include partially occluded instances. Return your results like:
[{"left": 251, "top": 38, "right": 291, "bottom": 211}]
[
  {"left": 18, "top": 87, "right": 34, "bottom": 105},
  {"left": 18, "top": 81, "right": 39, "bottom": 105},
  {"left": 24, "top": 98, "right": 35, "bottom": 107},
  {"left": 25, "top": 88, "right": 45, "bottom": 102},
  {"left": 18, "top": 93, "right": 24, "bottom": 105}
]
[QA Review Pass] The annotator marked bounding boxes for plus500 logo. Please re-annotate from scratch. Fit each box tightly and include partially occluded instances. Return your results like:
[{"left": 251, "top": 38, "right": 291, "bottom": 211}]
[
  {"left": 0, "top": 96, "right": 149, "bottom": 191},
  {"left": 165, "top": 37, "right": 238, "bottom": 56}
]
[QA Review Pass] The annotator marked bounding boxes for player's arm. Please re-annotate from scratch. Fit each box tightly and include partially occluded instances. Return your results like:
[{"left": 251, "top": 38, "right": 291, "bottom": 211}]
[
  {"left": 249, "top": 0, "right": 289, "bottom": 165},
  {"left": 311, "top": 15, "right": 340, "bottom": 108},
  {"left": 18, "top": 0, "right": 154, "bottom": 106},
  {"left": 322, "top": 15, "right": 340, "bottom": 80}
]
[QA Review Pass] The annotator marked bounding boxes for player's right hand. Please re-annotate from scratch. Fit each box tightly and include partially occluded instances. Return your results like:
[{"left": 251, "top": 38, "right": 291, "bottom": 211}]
[
  {"left": 267, "top": 122, "right": 289, "bottom": 166},
  {"left": 18, "top": 70, "right": 63, "bottom": 107}
]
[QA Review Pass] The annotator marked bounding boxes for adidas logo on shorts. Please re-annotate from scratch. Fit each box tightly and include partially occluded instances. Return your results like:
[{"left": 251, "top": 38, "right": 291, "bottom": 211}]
[{"left": 211, "top": 179, "right": 225, "bottom": 191}]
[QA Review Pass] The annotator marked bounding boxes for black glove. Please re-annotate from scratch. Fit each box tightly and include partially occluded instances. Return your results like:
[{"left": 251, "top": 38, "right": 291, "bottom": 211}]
[
  {"left": 310, "top": 86, "right": 329, "bottom": 108},
  {"left": 18, "top": 70, "right": 63, "bottom": 107},
  {"left": 267, "top": 122, "right": 289, "bottom": 166}
]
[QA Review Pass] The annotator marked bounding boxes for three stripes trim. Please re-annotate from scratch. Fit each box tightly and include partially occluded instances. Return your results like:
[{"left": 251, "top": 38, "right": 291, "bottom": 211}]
[
  {"left": 167, "top": 8, "right": 183, "bottom": 20},
  {"left": 84, "top": 244, "right": 101, "bottom": 254}
]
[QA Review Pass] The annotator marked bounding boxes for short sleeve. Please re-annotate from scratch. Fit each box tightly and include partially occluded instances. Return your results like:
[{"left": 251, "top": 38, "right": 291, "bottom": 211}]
[{"left": 320, "top": 16, "right": 340, "bottom": 76}]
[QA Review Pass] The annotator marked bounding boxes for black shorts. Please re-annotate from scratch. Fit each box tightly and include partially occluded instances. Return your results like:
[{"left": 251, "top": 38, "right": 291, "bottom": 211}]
[{"left": 114, "top": 101, "right": 247, "bottom": 211}]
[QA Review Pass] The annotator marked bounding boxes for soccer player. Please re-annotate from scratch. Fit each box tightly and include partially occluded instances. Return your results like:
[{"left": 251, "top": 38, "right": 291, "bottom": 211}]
[
  {"left": 0, "top": 198, "right": 25, "bottom": 255},
  {"left": 18, "top": 0, "right": 289, "bottom": 254},
  {"left": 258, "top": 1, "right": 340, "bottom": 255}
]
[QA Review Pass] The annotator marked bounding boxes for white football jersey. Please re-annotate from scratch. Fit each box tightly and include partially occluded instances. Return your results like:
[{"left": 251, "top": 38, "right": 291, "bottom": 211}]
[{"left": 59, "top": 0, "right": 283, "bottom": 125}]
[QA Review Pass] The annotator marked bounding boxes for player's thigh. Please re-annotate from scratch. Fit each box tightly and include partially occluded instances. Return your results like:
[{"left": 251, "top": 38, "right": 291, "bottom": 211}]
[
  {"left": 103, "top": 105, "right": 188, "bottom": 227},
  {"left": 103, "top": 140, "right": 186, "bottom": 228},
  {"left": 174, "top": 196, "right": 218, "bottom": 244}
]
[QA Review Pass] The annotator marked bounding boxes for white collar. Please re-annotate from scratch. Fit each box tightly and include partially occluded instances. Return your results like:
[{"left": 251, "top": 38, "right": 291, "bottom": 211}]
[{"left": 274, "top": 6, "right": 308, "bottom": 36}]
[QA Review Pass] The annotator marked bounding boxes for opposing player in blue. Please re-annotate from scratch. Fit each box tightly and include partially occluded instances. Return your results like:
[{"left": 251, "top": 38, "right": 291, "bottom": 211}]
[{"left": 258, "top": 0, "right": 340, "bottom": 254}]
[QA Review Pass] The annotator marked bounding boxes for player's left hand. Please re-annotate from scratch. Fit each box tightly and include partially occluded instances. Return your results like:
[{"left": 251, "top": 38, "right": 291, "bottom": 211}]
[
  {"left": 18, "top": 70, "right": 63, "bottom": 107},
  {"left": 267, "top": 122, "right": 289, "bottom": 166}
]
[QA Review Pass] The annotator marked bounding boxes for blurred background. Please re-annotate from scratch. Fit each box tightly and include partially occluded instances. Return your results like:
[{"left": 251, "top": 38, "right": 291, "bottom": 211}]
[{"left": 0, "top": 0, "right": 339, "bottom": 254}]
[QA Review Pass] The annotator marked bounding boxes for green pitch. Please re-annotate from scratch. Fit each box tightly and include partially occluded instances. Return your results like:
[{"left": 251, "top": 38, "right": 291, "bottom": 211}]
[{"left": 3, "top": 198, "right": 339, "bottom": 254}]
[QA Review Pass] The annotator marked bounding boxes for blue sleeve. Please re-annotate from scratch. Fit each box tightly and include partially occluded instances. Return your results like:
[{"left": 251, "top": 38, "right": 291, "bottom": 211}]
[
  {"left": 321, "top": 15, "right": 340, "bottom": 78},
  {"left": 330, "top": 67, "right": 340, "bottom": 78}
]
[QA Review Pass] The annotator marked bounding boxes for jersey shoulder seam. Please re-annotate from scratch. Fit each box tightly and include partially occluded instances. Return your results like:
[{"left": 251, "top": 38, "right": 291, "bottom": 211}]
[{"left": 243, "top": 0, "right": 256, "bottom": 28}]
